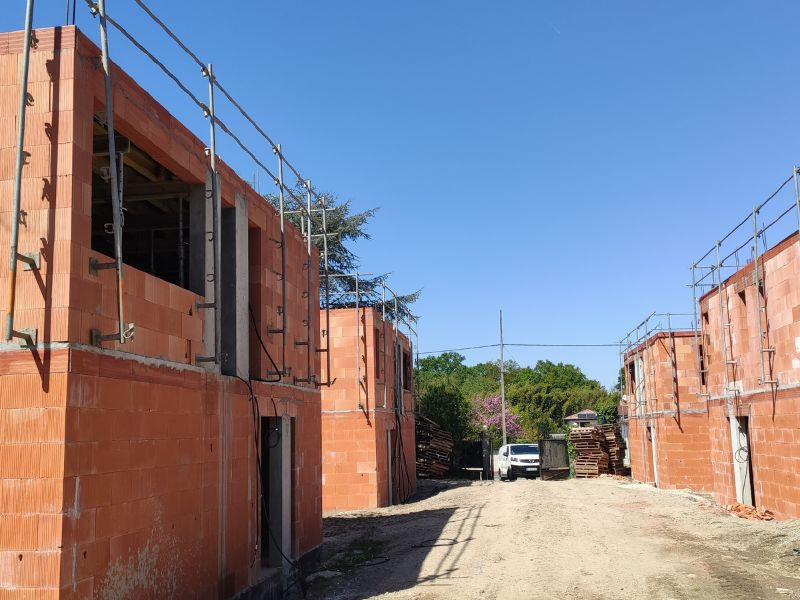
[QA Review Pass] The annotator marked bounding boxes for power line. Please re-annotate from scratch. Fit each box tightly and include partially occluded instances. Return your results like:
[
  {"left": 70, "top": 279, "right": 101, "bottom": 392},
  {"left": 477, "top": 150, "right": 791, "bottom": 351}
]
[{"left": 417, "top": 342, "right": 621, "bottom": 356}]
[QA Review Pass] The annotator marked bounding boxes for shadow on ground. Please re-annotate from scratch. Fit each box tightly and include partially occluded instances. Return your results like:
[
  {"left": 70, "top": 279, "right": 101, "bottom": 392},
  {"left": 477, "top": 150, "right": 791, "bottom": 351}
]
[{"left": 305, "top": 480, "right": 480, "bottom": 599}]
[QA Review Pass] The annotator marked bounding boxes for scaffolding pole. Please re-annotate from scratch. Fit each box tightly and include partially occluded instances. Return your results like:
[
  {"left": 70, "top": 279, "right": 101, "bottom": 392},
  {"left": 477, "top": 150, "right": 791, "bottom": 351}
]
[
  {"left": 195, "top": 63, "right": 221, "bottom": 364},
  {"left": 90, "top": 0, "right": 133, "bottom": 347},
  {"left": 268, "top": 145, "right": 287, "bottom": 378},
  {"left": 4, "top": 0, "right": 39, "bottom": 347},
  {"left": 317, "top": 196, "right": 332, "bottom": 387},
  {"left": 299, "top": 181, "right": 313, "bottom": 385},
  {"left": 382, "top": 281, "right": 388, "bottom": 408},
  {"left": 355, "top": 273, "right": 362, "bottom": 409}
]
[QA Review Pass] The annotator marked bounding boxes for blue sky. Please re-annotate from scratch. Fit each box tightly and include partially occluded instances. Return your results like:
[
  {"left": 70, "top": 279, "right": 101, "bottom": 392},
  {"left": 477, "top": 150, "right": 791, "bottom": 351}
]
[{"left": 6, "top": 1, "right": 800, "bottom": 387}]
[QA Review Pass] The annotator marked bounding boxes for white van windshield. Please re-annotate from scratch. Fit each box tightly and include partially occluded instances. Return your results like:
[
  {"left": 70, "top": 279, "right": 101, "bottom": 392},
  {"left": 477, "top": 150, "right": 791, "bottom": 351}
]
[{"left": 510, "top": 445, "right": 539, "bottom": 455}]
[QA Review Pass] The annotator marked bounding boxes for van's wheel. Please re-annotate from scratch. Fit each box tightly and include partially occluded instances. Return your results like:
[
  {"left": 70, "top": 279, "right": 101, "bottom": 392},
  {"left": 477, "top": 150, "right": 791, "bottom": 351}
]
[
  {"left": 508, "top": 470, "right": 516, "bottom": 482},
  {"left": 498, "top": 469, "right": 505, "bottom": 481}
]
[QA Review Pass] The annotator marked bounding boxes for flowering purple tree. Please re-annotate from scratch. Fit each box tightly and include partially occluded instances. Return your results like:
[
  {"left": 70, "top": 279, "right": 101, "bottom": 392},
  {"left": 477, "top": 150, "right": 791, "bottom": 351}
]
[{"left": 471, "top": 395, "right": 523, "bottom": 441}]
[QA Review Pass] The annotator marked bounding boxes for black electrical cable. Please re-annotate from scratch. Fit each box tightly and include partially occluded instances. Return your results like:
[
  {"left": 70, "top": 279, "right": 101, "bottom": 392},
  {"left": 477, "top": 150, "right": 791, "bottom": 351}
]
[
  {"left": 249, "top": 303, "right": 282, "bottom": 383},
  {"left": 417, "top": 342, "right": 620, "bottom": 356},
  {"left": 233, "top": 374, "right": 307, "bottom": 597}
]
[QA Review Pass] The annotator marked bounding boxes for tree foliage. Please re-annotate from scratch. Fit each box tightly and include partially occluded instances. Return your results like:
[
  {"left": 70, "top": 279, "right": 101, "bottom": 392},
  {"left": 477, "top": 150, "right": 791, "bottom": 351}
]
[
  {"left": 415, "top": 355, "right": 618, "bottom": 442},
  {"left": 264, "top": 183, "right": 419, "bottom": 320},
  {"left": 471, "top": 395, "right": 523, "bottom": 445},
  {"left": 417, "top": 383, "right": 472, "bottom": 444}
]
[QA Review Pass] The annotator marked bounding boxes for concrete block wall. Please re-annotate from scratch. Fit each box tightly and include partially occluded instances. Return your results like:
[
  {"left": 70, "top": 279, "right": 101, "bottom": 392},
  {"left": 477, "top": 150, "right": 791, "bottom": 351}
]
[
  {"left": 0, "top": 26, "right": 322, "bottom": 597},
  {"left": 320, "top": 307, "right": 416, "bottom": 512},
  {"left": 625, "top": 333, "right": 713, "bottom": 492}
]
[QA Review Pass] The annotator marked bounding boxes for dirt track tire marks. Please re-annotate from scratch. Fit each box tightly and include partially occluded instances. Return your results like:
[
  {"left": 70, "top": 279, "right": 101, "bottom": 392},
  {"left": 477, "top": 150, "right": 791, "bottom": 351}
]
[{"left": 306, "top": 478, "right": 800, "bottom": 600}]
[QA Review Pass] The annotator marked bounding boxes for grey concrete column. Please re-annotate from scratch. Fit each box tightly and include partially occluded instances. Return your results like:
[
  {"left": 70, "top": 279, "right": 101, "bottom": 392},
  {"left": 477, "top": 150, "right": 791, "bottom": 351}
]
[
  {"left": 266, "top": 415, "right": 294, "bottom": 569},
  {"left": 221, "top": 192, "right": 249, "bottom": 379}
]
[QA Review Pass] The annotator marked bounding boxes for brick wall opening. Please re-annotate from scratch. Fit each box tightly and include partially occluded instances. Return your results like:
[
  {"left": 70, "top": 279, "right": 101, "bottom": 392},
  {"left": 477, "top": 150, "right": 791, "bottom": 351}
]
[
  {"left": 91, "top": 119, "right": 193, "bottom": 290},
  {"left": 402, "top": 349, "right": 412, "bottom": 392},
  {"left": 261, "top": 416, "right": 295, "bottom": 568}
]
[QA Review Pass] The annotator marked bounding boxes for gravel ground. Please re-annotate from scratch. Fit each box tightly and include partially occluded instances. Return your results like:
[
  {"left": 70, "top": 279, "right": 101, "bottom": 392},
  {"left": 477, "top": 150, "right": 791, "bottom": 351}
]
[{"left": 304, "top": 477, "right": 800, "bottom": 600}]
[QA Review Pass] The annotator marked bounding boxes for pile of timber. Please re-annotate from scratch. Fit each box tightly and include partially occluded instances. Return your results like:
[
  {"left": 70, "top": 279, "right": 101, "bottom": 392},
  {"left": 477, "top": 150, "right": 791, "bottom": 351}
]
[
  {"left": 599, "top": 424, "right": 627, "bottom": 475},
  {"left": 569, "top": 427, "right": 609, "bottom": 478},
  {"left": 415, "top": 416, "right": 453, "bottom": 479}
]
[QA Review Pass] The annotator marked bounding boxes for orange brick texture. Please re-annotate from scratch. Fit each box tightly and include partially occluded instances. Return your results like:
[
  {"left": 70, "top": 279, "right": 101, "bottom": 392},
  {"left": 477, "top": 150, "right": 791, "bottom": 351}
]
[
  {"left": 320, "top": 308, "right": 416, "bottom": 512},
  {"left": 698, "top": 231, "right": 800, "bottom": 519},
  {"left": 0, "top": 26, "right": 322, "bottom": 597},
  {"left": 625, "top": 333, "right": 713, "bottom": 492}
]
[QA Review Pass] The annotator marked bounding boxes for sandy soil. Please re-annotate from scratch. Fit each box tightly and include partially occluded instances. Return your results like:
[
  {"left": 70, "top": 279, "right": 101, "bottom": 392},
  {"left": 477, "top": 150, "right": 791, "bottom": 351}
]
[{"left": 304, "top": 477, "right": 800, "bottom": 600}]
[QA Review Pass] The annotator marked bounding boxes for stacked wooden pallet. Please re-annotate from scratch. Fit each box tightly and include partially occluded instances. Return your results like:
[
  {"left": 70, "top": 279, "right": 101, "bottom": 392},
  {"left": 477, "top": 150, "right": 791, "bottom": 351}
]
[
  {"left": 598, "top": 424, "right": 627, "bottom": 475},
  {"left": 569, "top": 427, "right": 609, "bottom": 478},
  {"left": 416, "top": 416, "right": 454, "bottom": 479}
]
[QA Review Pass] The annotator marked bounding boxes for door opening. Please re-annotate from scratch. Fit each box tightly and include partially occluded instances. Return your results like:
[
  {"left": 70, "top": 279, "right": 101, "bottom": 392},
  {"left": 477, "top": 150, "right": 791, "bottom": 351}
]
[
  {"left": 261, "top": 416, "right": 293, "bottom": 568},
  {"left": 732, "top": 416, "right": 755, "bottom": 506},
  {"left": 386, "top": 430, "right": 393, "bottom": 506}
]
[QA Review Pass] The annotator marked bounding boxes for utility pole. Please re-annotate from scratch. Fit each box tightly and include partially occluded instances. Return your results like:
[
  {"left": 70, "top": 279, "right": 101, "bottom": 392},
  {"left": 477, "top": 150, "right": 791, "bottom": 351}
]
[{"left": 499, "top": 309, "right": 507, "bottom": 446}]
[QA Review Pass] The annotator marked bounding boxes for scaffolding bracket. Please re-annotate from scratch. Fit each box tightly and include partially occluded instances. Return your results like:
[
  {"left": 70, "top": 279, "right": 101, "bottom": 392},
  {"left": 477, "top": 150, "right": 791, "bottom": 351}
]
[
  {"left": 196, "top": 301, "right": 216, "bottom": 310},
  {"left": 90, "top": 322, "right": 135, "bottom": 347},
  {"left": 11, "top": 328, "right": 37, "bottom": 348},
  {"left": 88, "top": 256, "right": 117, "bottom": 275},
  {"left": 19, "top": 252, "right": 40, "bottom": 271},
  {"left": 195, "top": 355, "right": 217, "bottom": 364}
]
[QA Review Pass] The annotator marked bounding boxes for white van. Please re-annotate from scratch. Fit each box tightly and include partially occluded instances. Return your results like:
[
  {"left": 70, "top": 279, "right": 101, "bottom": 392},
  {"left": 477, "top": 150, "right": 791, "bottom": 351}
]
[{"left": 497, "top": 443, "right": 540, "bottom": 481}]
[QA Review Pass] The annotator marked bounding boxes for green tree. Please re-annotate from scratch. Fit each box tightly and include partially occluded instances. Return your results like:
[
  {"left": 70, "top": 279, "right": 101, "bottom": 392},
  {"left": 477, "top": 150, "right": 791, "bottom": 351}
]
[
  {"left": 506, "top": 361, "right": 617, "bottom": 439},
  {"left": 264, "top": 184, "right": 419, "bottom": 320},
  {"left": 417, "top": 383, "right": 472, "bottom": 445}
]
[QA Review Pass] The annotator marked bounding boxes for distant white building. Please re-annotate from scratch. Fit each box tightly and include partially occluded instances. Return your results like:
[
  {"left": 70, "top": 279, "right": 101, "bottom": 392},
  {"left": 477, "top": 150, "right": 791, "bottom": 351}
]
[{"left": 564, "top": 409, "right": 599, "bottom": 428}]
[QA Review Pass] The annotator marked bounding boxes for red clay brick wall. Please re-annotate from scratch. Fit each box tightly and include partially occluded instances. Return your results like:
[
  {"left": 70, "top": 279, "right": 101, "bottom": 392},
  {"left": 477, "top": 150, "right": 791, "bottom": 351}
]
[
  {"left": 0, "top": 346, "right": 321, "bottom": 598},
  {"left": 627, "top": 418, "right": 655, "bottom": 484},
  {"left": 320, "top": 308, "right": 416, "bottom": 512},
  {"left": 625, "top": 333, "right": 712, "bottom": 491},
  {"left": 0, "top": 349, "right": 70, "bottom": 595},
  {"left": 0, "top": 28, "right": 78, "bottom": 349},
  {"left": 698, "top": 233, "right": 800, "bottom": 518},
  {"left": 0, "top": 26, "right": 323, "bottom": 597},
  {"left": 700, "top": 232, "right": 800, "bottom": 396},
  {"left": 69, "top": 30, "right": 319, "bottom": 368}
]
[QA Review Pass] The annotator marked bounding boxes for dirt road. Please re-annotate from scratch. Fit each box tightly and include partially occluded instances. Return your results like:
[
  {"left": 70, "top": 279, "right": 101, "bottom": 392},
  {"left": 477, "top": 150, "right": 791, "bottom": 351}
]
[{"left": 305, "top": 477, "right": 800, "bottom": 600}]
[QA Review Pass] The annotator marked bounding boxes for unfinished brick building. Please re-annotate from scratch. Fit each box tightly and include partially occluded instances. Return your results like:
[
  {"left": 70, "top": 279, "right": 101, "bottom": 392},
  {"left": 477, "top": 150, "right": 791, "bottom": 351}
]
[
  {"left": 622, "top": 320, "right": 713, "bottom": 492},
  {"left": 1, "top": 22, "right": 323, "bottom": 598},
  {"left": 320, "top": 305, "right": 416, "bottom": 512},
  {"left": 696, "top": 229, "right": 800, "bottom": 519},
  {"left": 623, "top": 172, "right": 800, "bottom": 520}
]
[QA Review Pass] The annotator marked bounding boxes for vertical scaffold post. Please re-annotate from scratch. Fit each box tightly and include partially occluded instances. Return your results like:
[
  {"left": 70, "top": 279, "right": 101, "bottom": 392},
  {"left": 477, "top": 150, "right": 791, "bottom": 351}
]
[
  {"left": 5, "top": 0, "right": 39, "bottom": 346},
  {"left": 196, "top": 63, "right": 221, "bottom": 364},
  {"left": 319, "top": 196, "right": 331, "bottom": 386},
  {"left": 305, "top": 181, "right": 313, "bottom": 385},
  {"left": 667, "top": 313, "right": 678, "bottom": 410},
  {"left": 355, "top": 273, "right": 362, "bottom": 409},
  {"left": 269, "top": 144, "right": 287, "bottom": 378},
  {"left": 753, "top": 207, "right": 765, "bottom": 384},
  {"left": 691, "top": 264, "right": 705, "bottom": 396},
  {"left": 395, "top": 295, "right": 403, "bottom": 414},
  {"left": 382, "top": 280, "right": 387, "bottom": 408},
  {"left": 94, "top": 0, "right": 132, "bottom": 346},
  {"left": 715, "top": 242, "right": 731, "bottom": 407},
  {"left": 794, "top": 166, "right": 800, "bottom": 235}
]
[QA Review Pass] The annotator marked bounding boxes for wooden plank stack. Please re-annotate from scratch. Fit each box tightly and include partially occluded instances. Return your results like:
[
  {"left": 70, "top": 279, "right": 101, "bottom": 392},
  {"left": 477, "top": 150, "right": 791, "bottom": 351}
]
[
  {"left": 415, "top": 415, "right": 454, "bottom": 479},
  {"left": 599, "top": 424, "right": 627, "bottom": 475},
  {"left": 569, "top": 427, "right": 609, "bottom": 478}
]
